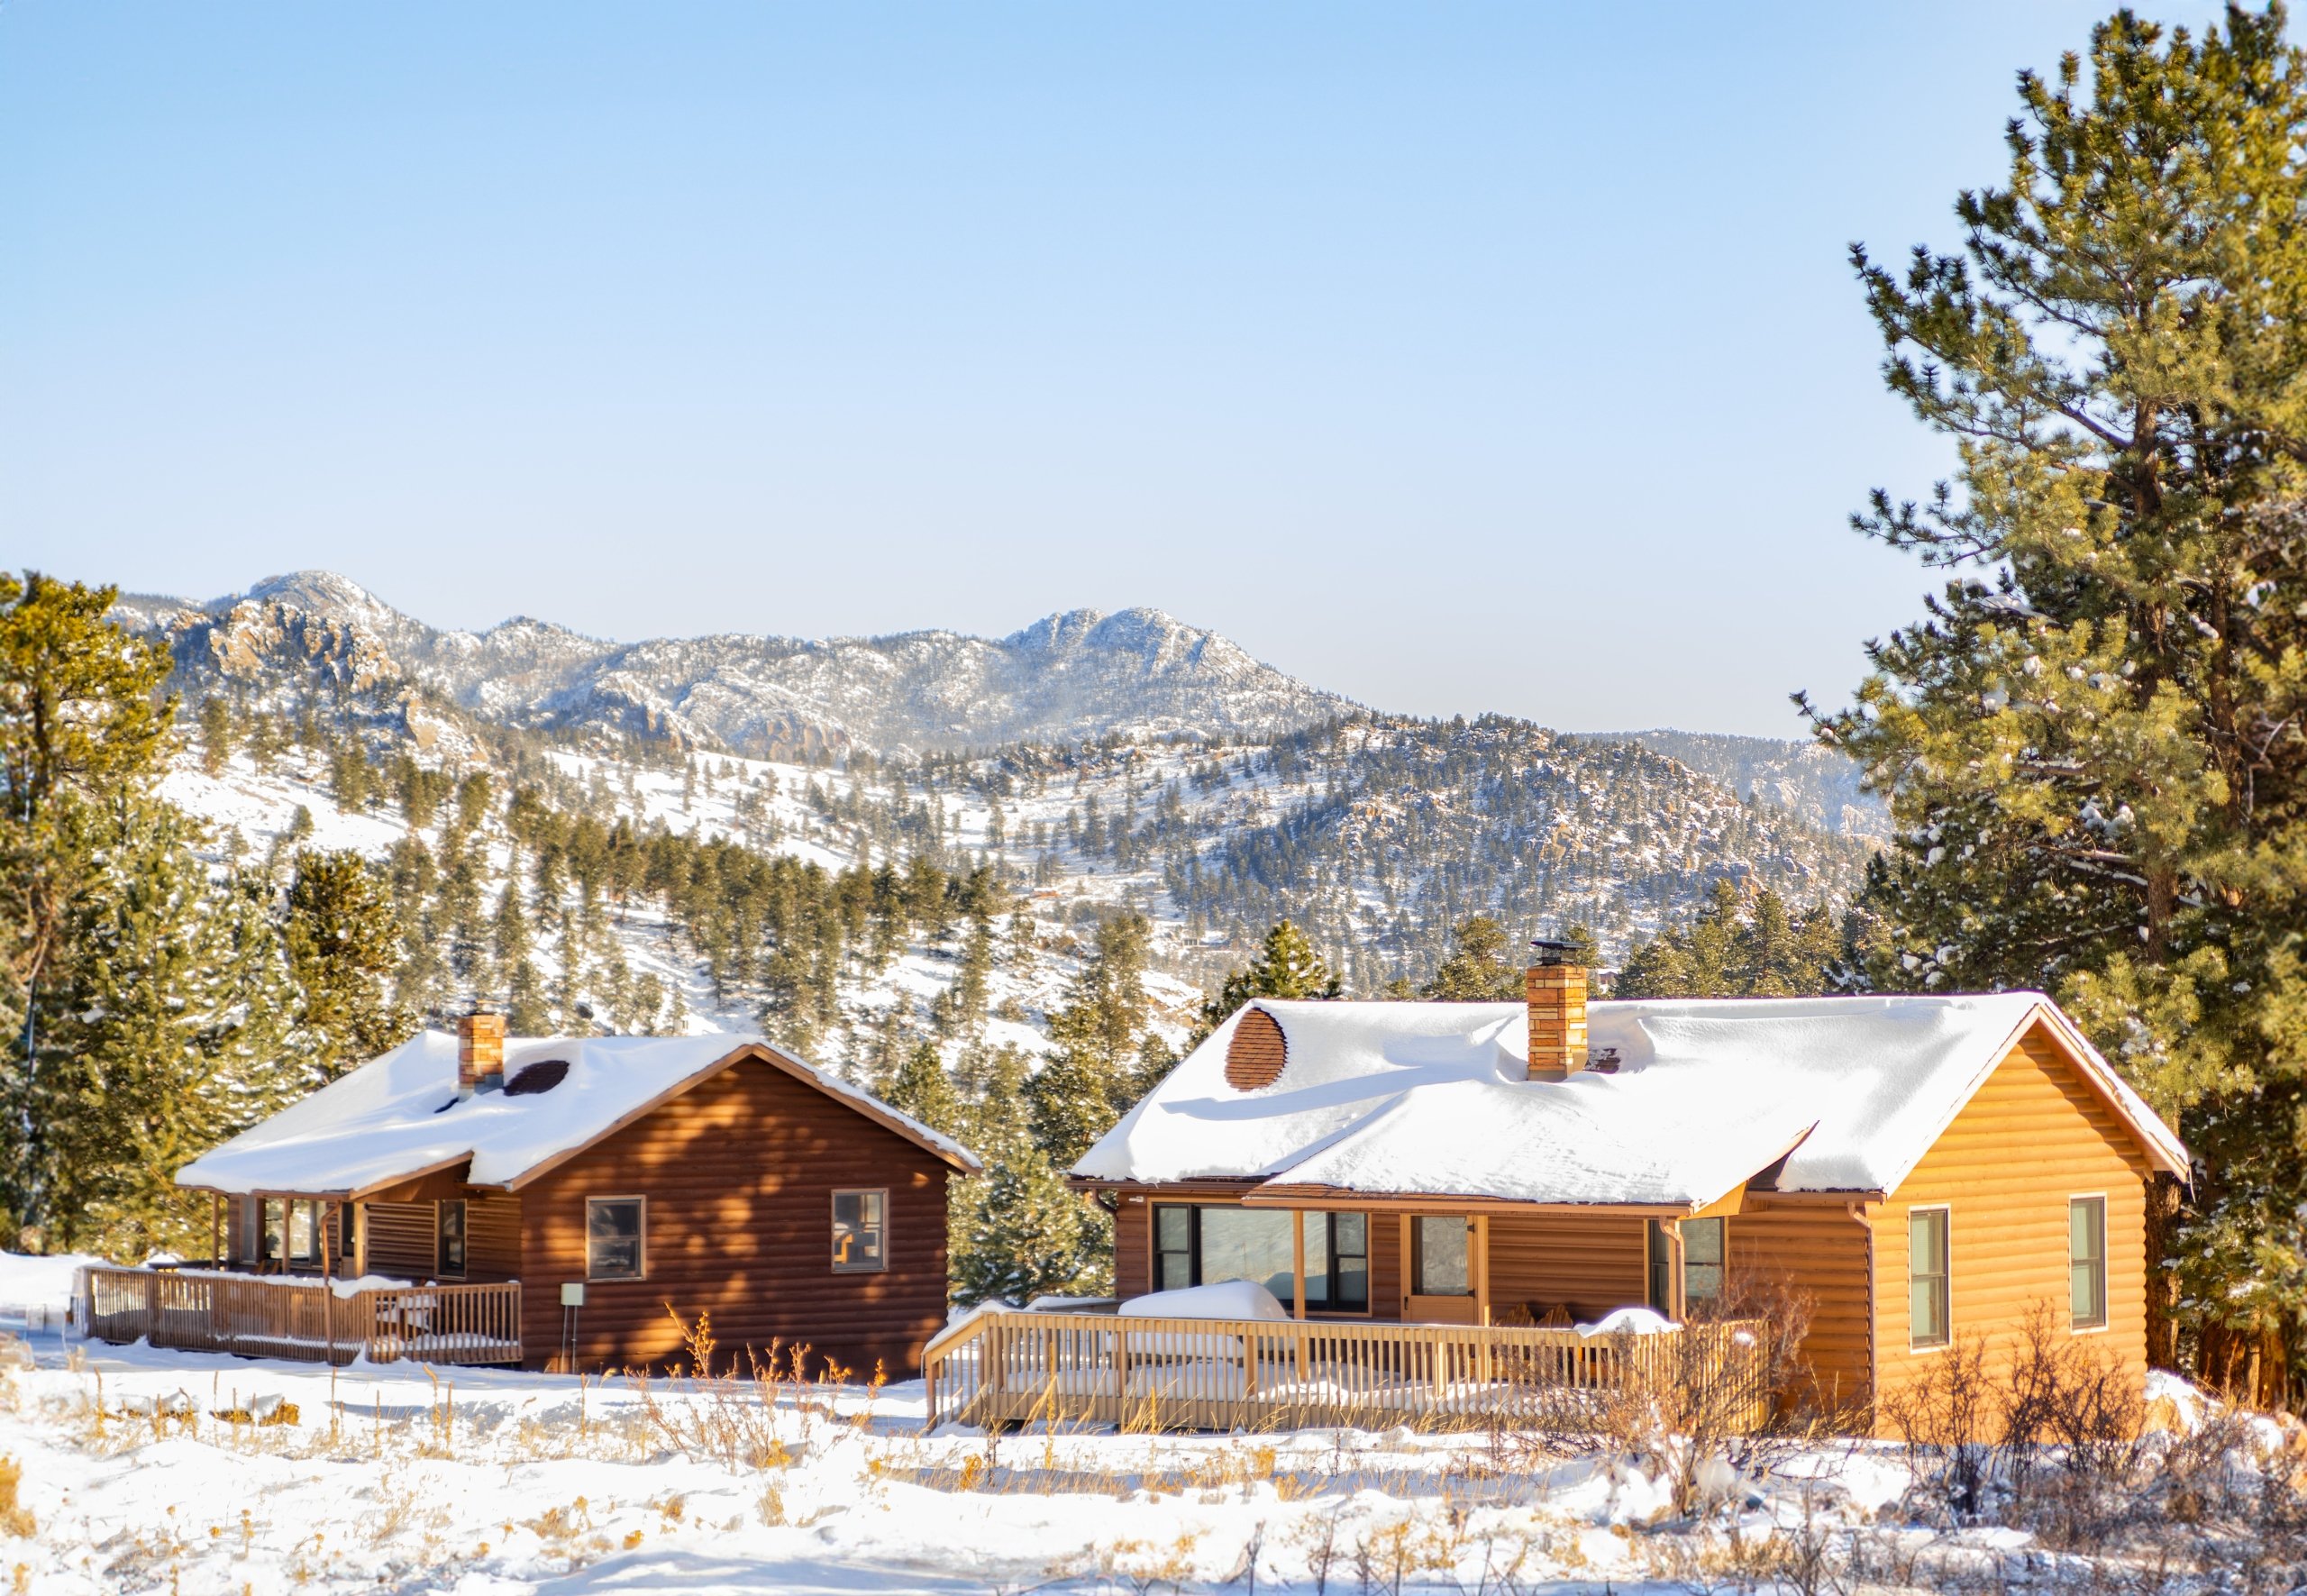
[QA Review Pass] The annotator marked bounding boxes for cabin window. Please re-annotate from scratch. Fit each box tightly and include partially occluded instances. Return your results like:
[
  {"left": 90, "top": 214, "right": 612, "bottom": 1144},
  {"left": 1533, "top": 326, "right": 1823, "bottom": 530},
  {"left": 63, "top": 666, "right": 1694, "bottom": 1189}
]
[
  {"left": 1414, "top": 1216, "right": 1472, "bottom": 1297},
  {"left": 437, "top": 1200, "right": 468, "bottom": 1280},
  {"left": 1683, "top": 1218, "right": 1725, "bottom": 1302},
  {"left": 1909, "top": 1207, "right": 1951, "bottom": 1349},
  {"left": 1647, "top": 1218, "right": 1727, "bottom": 1312},
  {"left": 2069, "top": 1196, "right": 2107, "bottom": 1330},
  {"left": 1150, "top": 1205, "right": 1369, "bottom": 1310},
  {"left": 586, "top": 1197, "right": 645, "bottom": 1281},
  {"left": 832, "top": 1190, "right": 887, "bottom": 1272},
  {"left": 264, "top": 1199, "right": 324, "bottom": 1267},
  {"left": 1304, "top": 1211, "right": 1370, "bottom": 1311},
  {"left": 1156, "top": 1206, "right": 1194, "bottom": 1291}
]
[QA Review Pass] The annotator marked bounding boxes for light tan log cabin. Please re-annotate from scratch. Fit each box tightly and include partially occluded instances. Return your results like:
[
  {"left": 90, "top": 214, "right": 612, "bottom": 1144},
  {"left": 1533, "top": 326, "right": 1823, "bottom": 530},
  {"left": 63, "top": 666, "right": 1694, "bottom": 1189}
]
[{"left": 1069, "top": 957, "right": 2188, "bottom": 1434}]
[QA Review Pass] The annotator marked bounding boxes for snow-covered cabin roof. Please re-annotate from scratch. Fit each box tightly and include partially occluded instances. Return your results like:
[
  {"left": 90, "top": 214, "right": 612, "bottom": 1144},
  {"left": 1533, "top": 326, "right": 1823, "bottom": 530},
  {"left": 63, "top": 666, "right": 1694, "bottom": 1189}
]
[
  {"left": 1071, "top": 992, "right": 2185, "bottom": 1210},
  {"left": 178, "top": 1031, "right": 980, "bottom": 1199}
]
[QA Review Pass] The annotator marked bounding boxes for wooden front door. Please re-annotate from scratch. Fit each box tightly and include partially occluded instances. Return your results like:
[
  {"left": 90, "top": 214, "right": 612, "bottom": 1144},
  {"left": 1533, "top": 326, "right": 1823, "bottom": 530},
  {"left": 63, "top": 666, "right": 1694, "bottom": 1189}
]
[{"left": 1400, "top": 1213, "right": 1483, "bottom": 1324}]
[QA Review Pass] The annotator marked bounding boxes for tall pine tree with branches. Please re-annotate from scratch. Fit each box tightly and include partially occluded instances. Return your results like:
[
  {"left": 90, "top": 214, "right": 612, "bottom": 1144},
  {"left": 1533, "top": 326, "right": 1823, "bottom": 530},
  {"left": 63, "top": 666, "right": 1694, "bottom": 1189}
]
[{"left": 1803, "top": 5, "right": 2307, "bottom": 1400}]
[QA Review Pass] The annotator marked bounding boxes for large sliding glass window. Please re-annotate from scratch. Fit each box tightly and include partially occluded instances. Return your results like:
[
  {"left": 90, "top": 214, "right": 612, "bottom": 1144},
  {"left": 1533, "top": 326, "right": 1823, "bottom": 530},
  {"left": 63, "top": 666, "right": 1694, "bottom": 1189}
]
[{"left": 1151, "top": 1206, "right": 1369, "bottom": 1311}]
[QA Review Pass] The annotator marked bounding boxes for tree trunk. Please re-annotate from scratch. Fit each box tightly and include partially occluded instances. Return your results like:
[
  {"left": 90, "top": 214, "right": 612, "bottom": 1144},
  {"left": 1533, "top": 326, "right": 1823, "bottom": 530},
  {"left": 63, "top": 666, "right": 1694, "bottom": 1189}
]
[{"left": 2145, "top": 1172, "right": 2182, "bottom": 1370}]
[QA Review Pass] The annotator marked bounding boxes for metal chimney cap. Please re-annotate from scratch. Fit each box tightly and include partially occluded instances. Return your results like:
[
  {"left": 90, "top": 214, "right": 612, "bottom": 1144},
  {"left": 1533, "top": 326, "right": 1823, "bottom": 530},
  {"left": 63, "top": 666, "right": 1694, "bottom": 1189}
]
[{"left": 1529, "top": 938, "right": 1579, "bottom": 967}]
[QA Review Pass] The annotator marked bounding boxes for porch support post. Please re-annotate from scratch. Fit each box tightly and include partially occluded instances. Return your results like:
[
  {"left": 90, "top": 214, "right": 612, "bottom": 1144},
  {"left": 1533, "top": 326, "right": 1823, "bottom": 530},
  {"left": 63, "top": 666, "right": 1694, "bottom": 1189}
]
[
  {"left": 1399, "top": 1215, "right": 1413, "bottom": 1319},
  {"left": 1291, "top": 1210, "right": 1306, "bottom": 1320},
  {"left": 1473, "top": 1214, "right": 1491, "bottom": 1327},
  {"left": 209, "top": 1193, "right": 221, "bottom": 1266},
  {"left": 353, "top": 1200, "right": 369, "bottom": 1278},
  {"left": 1664, "top": 1218, "right": 1687, "bottom": 1322}
]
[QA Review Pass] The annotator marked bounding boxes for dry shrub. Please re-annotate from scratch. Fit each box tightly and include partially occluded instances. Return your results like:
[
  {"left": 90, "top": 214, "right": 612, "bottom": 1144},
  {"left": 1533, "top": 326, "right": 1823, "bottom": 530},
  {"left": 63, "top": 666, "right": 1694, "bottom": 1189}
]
[
  {"left": 1883, "top": 1304, "right": 2146, "bottom": 1533},
  {"left": 627, "top": 1307, "right": 877, "bottom": 1473},
  {"left": 0, "top": 1457, "right": 31, "bottom": 1539},
  {"left": 1500, "top": 1269, "right": 1812, "bottom": 1518}
]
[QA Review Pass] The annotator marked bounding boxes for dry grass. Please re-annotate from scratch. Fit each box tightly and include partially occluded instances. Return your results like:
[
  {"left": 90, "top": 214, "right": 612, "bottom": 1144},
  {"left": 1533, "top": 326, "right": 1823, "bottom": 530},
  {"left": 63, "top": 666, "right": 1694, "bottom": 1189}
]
[{"left": 0, "top": 1458, "right": 32, "bottom": 1539}]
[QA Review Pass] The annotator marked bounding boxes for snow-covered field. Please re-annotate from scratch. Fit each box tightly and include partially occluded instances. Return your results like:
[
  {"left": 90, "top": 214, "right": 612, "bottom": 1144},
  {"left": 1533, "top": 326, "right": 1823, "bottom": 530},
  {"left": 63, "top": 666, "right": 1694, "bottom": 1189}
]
[{"left": 5, "top": 1257, "right": 2290, "bottom": 1595}]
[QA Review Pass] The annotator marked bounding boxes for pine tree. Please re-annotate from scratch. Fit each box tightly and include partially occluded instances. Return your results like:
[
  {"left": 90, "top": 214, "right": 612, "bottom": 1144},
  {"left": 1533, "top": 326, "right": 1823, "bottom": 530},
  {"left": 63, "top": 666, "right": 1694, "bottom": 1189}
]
[
  {"left": 1420, "top": 917, "right": 1523, "bottom": 999},
  {"left": 885, "top": 1040, "right": 961, "bottom": 1135},
  {"left": 1027, "top": 912, "right": 1162, "bottom": 1164},
  {"left": 1801, "top": 7, "right": 2307, "bottom": 1398},
  {"left": 951, "top": 1138, "right": 1103, "bottom": 1305},
  {"left": 1190, "top": 918, "right": 1342, "bottom": 1044},
  {"left": 46, "top": 798, "right": 312, "bottom": 1257},
  {"left": 198, "top": 697, "right": 233, "bottom": 777},
  {"left": 0, "top": 572, "right": 173, "bottom": 1248},
  {"left": 284, "top": 848, "right": 415, "bottom": 1080}
]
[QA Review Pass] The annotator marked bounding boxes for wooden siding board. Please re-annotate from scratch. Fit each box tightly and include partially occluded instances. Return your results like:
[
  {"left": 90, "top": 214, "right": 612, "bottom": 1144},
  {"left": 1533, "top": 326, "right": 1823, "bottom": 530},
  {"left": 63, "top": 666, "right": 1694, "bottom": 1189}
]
[
  {"left": 1484, "top": 1212, "right": 1648, "bottom": 1323},
  {"left": 517, "top": 1058, "right": 953, "bottom": 1379},
  {"left": 1867, "top": 1026, "right": 2152, "bottom": 1435},
  {"left": 362, "top": 1203, "right": 438, "bottom": 1278},
  {"left": 1732, "top": 1199, "right": 1874, "bottom": 1418}
]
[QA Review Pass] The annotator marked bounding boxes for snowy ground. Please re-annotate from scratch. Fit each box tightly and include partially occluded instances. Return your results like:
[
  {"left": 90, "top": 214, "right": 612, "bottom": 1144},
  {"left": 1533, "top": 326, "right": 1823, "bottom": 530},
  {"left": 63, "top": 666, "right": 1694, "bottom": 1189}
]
[{"left": 10, "top": 1259, "right": 2275, "bottom": 1596}]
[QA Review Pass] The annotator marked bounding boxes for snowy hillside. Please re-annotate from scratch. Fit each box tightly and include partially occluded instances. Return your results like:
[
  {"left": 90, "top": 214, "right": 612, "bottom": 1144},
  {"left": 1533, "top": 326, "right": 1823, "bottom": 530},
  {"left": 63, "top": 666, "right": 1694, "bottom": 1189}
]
[
  {"left": 157, "top": 708, "right": 1871, "bottom": 1079},
  {"left": 115, "top": 571, "right": 1352, "bottom": 758},
  {"left": 112, "top": 570, "right": 1878, "bottom": 1079},
  {"left": 1598, "top": 727, "right": 1889, "bottom": 841}
]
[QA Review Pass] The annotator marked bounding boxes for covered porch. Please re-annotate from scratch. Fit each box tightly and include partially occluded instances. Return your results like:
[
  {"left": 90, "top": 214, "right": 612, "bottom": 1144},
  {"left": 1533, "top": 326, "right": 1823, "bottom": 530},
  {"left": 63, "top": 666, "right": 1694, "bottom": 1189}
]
[
  {"left": 1099, "top": 1181, "right": 1737, "bottom": 1331},
  {"left": 189, "top": 1163, "right": 521, "bottom": 1287}
]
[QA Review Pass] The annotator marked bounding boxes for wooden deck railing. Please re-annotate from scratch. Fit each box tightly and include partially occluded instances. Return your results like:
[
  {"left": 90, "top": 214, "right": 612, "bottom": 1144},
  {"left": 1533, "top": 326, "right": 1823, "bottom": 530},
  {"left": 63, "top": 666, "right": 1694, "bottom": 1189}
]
[
  {"left": 74, "top": 1266, "right": 522, "bottom": 1368},
  {"left": 924, "top": 1309, "right": 1770, "bottom": 1436}
]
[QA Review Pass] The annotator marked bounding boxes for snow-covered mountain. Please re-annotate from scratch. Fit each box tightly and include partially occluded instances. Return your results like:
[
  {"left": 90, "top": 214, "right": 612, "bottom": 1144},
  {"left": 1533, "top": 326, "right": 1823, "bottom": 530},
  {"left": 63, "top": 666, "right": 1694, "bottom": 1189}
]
[
  {"left": 111, "top": 570, "right": 1881, "bottom": 1071},
  {"left": 115, "top": 571, "right": 1352, "bottom": 758}
]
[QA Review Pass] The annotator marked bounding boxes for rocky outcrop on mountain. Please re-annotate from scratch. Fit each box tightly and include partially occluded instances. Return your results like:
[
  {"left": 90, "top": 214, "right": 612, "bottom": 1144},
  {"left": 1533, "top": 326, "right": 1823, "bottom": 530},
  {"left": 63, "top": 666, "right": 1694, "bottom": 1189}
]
[
  {"left": 1594, "top": 728, "right": 1889, "bottom": 841},
  {"left": 114, "top": 571, "right": 1352, "bottom": 757}
]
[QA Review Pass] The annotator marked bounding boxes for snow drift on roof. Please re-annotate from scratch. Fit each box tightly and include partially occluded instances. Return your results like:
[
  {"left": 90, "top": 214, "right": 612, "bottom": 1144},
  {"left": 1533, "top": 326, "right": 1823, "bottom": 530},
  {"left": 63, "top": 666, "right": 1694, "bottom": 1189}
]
[
  {"left": 1071, "top": 991, "right": 2184, "bottom": 1207},
  {"left": 178, "top": 1031, "right": 976, "bottom": 1198}
]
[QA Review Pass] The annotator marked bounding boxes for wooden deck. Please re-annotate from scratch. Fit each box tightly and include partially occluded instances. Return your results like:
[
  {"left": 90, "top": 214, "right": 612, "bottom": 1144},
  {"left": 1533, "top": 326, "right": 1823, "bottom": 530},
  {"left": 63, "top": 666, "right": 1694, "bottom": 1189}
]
[
  {"left": 923, "top": 1309, "right": 1770, "bottom": 1434},
  {"left": 75, "top": 1265, "right": 523, "bottom": 1367}
]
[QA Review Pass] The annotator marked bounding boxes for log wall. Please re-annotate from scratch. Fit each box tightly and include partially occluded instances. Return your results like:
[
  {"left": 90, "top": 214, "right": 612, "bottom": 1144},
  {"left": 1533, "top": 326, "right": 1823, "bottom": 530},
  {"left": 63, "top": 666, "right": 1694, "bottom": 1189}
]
[
  {"left": 1729, "top": 1198, "right": 1874, "bottom": 1418},
  {"left": 1484, "top": 1211, "right": 1648, "bottom": 1322},
  {"left": 516, "top": 1057, "right": 954, "bottom": 1380},
  {"left": 1867, "top": 1023, "right": 2153, "bottom": 1432}
]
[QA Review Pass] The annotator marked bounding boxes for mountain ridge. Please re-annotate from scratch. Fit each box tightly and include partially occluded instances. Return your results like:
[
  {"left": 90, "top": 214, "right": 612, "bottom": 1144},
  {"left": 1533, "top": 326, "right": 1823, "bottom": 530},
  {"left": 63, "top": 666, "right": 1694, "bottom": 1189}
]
[{"left": 114, "top": 570, "right": 1357, "bottom": 759}]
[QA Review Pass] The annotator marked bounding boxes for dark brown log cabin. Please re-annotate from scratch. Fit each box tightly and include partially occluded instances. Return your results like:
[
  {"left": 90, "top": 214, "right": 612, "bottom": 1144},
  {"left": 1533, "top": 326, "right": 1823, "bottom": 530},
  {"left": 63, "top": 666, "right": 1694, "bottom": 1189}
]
[{"left": 186, "top": 1014, "right": 980, "bottom": 1379}]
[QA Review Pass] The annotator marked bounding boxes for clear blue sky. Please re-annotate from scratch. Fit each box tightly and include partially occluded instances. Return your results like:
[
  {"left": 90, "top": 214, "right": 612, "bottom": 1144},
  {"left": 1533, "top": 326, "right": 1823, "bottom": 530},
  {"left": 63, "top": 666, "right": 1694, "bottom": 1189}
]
[{"left": 0, "top": 3, "right": 2241, "bottom": 736}]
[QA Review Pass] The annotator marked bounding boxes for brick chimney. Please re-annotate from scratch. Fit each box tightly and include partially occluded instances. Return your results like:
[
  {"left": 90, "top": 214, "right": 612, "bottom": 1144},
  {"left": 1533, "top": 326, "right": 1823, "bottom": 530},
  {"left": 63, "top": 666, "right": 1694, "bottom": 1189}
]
[
  {"left": 1525, "top": 943, "right": 1588, "bottom": 1081},
  {"left": 458, "top": 1004, "right": 506, "bottom": 1098}
]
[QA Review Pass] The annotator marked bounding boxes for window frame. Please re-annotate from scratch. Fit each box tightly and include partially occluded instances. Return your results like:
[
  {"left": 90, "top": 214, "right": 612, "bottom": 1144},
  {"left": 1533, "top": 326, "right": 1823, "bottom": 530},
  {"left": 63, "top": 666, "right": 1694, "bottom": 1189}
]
[
  {"left": 1412, "top": 1214, "right": 1473, "bottom": 1299},
  {"left": 2068, "top": 1194, "right": 2109, "bottom": 1333},
  {"left": 437, "top": 1199, "right": 469, "bottom": 1281},
  {"left": 584, "top": 1195, "right": 648, "bottom": 1283},
  {"left": 1148, "top": 1204, "right": 1373, "bottom": 1315},
  {"left": 1908, "top": 1204, "right": 1952, "bottom": 1352},
  {"left": 1318, "top": 1210, "right": 1372, "bottom": 1316},
  {"left": 1647, "top": 1217, "right": 1728, "bottom": 1314},
  {"left": 831, "top": 1188, "right": 889, "bottom": 1274}
]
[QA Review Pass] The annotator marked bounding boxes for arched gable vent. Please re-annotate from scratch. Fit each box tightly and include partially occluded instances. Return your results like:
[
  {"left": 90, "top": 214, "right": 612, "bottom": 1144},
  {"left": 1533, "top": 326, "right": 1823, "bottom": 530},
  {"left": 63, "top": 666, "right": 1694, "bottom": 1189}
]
[{"left": 1225, "top": 1008, "right": 1288, "bottom": 1090}]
